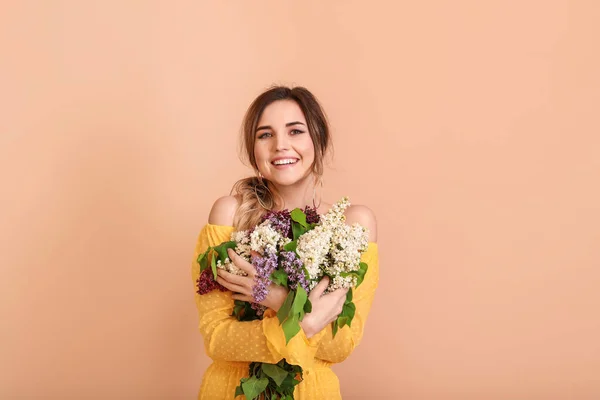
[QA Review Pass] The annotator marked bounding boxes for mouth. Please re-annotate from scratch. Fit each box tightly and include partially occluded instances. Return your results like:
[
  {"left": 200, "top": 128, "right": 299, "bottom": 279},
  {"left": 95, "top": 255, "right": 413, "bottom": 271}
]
[{"left": 271, "top": 158, "right": 299, "bottom": 167}]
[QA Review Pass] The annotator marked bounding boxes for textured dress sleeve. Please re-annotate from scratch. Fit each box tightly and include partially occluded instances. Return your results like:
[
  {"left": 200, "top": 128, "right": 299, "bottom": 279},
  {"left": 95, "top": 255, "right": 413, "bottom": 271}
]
[
  {"left": 314, "top": 244, "right": 380, "bottom": 363},
  {"left": 192, "top": 224, "right": 325, "bottom": 370}
]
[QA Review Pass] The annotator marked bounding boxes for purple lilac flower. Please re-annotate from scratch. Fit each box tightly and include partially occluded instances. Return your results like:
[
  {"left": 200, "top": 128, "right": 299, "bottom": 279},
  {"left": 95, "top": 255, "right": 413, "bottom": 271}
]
[
  {"left": 280, "top": 251, "right": 309, "bottom": 292},
  {"left": 303, "top": 206, "right": 320, "bottom": 225},
  {"left": 251, "top": 249, "right": 278, "bottom": 302},
  {"left": 250, "top": 302, "right": 267, "bottom": 317},
  {"left": 261, "top": 209, "right": 292, "bottom": 238},
  {"left": 196, "top": 268, "right": 228, "bottom": 295}
]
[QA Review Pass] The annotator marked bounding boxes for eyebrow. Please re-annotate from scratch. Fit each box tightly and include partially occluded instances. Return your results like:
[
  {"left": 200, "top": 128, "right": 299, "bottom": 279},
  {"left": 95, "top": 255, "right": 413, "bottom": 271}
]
[{"left": 256, "top": 121, "right": 306, "bottom": 132}]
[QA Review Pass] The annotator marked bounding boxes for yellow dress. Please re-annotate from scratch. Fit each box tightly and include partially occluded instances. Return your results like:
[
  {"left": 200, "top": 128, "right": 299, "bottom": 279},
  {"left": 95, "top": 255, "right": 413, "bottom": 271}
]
[{"left": 191, "top": 223, "right": 379, "bottom": 399}]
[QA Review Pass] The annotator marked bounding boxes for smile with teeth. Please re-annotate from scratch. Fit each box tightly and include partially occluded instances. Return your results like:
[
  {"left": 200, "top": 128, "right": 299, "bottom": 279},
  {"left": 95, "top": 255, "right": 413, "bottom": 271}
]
[{"left": 272, "top": 158, "right": 298, "bottom": 166}]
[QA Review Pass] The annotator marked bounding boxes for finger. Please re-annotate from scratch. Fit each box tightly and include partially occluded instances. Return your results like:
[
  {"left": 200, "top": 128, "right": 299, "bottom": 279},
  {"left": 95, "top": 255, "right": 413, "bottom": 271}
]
[
  {"left": 250, "top": 250, "right": 260, "bottom": 258},
  {"left": 216, "top": 276, "right": 251, "bottom": 296},
  {"left": 231, "top": 294, "right": 254, "bottom": 302},
  {"left": 333, "top": 286, "right": 349, "bottom": 295},
  {"left": 227, "top": 248, "right": 256, "bottom": 277},
  {"left": 333, "top": 287, "right": 350, "bottom": 300},
  {"left": 309, "top": 276, "right": 330, "bottom": 299},
  {"left": 337, "top": 293, "right": 348, "bottom": 307},
  {"left": 217, "top": 269, "right": 253, "bottom": 288},
  {"left": 332, "top": 296, "right": 346, "bottom": 318}
]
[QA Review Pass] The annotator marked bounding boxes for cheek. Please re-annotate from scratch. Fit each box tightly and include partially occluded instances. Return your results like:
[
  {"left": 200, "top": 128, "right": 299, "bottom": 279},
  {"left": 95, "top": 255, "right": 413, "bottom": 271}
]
[
  {"left": 253, "top": 143, "right": 268, "bottom": 164},
  {"left": 300, "top": 139, "right": 315, "bottom": 162},
  {"left": 305, "top": 148, "right": 315, "bottom": 164}
]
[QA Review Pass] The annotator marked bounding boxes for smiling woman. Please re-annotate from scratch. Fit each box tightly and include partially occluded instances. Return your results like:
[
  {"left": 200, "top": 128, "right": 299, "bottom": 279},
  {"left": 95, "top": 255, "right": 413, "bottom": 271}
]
[
  {"left": 252, "top": 101, "right": 316, "bottom": 194},
  {"left": 231, "top": 86, "right": 334, "bottom": 230},
  {"left": 191, "top": 86, "right": 379, "bottom": 400}
]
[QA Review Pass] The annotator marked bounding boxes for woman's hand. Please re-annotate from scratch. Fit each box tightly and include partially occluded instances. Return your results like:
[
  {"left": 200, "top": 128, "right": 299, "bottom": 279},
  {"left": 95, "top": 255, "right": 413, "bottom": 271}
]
[
  {"left": 215, "top": 248, "right": 289, "bottom": 312},
  {"left": 300, "top": 276, "right": 348, "bottom": 339},
  {"left": 216, "top": 249, "right": 347, "bottom": 338}
]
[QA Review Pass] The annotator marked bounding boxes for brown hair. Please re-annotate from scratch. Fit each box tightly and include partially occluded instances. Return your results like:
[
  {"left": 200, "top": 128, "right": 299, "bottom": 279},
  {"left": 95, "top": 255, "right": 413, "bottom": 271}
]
[{"left": 231, "top": 85, "right": 332, "bottom": 230}]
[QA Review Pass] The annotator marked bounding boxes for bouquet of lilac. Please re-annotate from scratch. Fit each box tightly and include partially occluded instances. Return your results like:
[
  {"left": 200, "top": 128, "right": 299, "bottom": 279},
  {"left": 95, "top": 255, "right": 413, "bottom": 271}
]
[{"left": 196, "top": 197, "right": 369, "bottom": 399}]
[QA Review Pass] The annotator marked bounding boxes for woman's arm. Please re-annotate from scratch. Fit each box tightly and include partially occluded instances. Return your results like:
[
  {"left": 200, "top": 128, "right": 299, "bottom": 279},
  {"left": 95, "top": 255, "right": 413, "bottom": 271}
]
[
  {"left": 191, "top": 196, "right": 325, "bottom": 368},
  {"left": 192, "top": 226, "right": 325, "bottom": 368},
  {"left": 314, "top": 246, "right": 379, "bottom": 362},
  {"left": 315, "top": 205, "right": 380, "bottom": 363}
]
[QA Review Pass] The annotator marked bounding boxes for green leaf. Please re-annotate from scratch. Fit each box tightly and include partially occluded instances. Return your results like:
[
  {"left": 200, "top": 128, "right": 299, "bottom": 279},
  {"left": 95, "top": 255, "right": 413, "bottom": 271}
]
[
  {"left": 344, "top": 302, "right": 356, "bottom": 327},
  {"left": 211, "top": 250, "right": 217, "bottom": 280},
  {"left": 277, "top": 291, "right": 295, "bottom": 324},
  {"left": 345, "top": 288, "right": 353, "bottom": 304},
  {"left": 332, "top": 319, "right": 339, "bottom": 338},
  {"left": 291, "top": 364, "right": 303, "bottom": 373},
  {"left": 270, "top": 269, "right": 288, "bottom": 287},
  {"left": 283, "top": 240, "right": 297, "bottom": 252},
  {"left": 231, "top": 300, "right": 244, "bottom": 319},
  {"left": 241, "top": 376, "right": 269, "bottom": 400},
  {"left": 356, "top": 262, "right": 368, "bottom": 287},
  {"left": 234, "top": 384, "right": 244, "bottom": 398},
  {"left": 261, "top": 363, "right": 288, "bottom": 386},
  {"left": 291, "top": 221, "right": 305, "bottom": 241},
  {"left": 233, "top": 301, "right": 263, "bottom": 322},
  {"left": 337, "top": 315, "right": 349, "bottom": 328},
  {"left": 199, "top": 251, "right": 208, "bottom": 272},
  {"left": 278, "top": 374, "right": 298, "bottom": 392},
  {"left": 291, "top": 286, "right": 308, "bottom": 315},
  {"left": 214, "top": 241, "right": 237, "bottom": 263},
  {"left": 303, "top": 298, "right": 312, "bottom": 313},
  {"left": 197, "top": 251, "right": 206, "bottom": 265},
  {"left": 290, "top": 208, "right": 308, "bottom": 228},
  {"left": 282, "top": 314, "right": 301, "bottom": 344}
]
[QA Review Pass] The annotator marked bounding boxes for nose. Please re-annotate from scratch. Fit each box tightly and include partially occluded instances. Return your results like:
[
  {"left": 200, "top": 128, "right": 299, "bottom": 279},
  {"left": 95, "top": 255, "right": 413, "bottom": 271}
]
[{"left": 275, "top": 132, "right": 290, "bottom": 151}]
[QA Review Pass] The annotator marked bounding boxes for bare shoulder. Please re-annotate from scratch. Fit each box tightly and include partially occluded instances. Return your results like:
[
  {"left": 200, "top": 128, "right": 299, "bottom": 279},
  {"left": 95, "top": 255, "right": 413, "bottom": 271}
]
[
  {"left": 344, "top": 204, "right": 378, "bottom": 243},
  {"left": 207, "top": 195, "right": 240, "bottom": 226}
]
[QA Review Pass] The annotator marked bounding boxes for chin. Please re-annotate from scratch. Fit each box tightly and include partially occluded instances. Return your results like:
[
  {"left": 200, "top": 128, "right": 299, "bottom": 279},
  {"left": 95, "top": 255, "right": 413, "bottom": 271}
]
[
  {"left": 268, "top": 176, "right": 301, "bottom": 187},
  {"left": 266, "top": 172, "right": 309, "bottom": 187}
]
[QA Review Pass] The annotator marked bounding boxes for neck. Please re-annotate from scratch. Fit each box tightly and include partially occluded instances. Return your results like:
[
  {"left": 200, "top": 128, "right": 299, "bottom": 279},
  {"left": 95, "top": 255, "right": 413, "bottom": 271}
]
[{"left": 270, "top": 174, "right": 318, "bottom": 211}]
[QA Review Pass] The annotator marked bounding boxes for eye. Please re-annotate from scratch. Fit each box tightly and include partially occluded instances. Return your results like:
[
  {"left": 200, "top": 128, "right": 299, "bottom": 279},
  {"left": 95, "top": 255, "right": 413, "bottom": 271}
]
[
  {"left": 290, "top": 129, "right": 304, "bottom": 135},
  {"left": 257, "top": 132, "right": 272, "bottom": 139}
]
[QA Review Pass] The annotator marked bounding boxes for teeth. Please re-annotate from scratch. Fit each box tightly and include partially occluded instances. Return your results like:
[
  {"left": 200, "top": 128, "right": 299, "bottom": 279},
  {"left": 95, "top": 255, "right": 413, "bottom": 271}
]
[{"left": 273, "top": 159, "right": 297, "bottom": 165}]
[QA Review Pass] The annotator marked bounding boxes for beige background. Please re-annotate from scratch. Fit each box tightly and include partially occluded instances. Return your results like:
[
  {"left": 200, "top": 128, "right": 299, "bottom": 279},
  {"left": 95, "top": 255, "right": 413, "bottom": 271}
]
[{"left": 1, "top": 1, "right": 599, "bottom": 399}]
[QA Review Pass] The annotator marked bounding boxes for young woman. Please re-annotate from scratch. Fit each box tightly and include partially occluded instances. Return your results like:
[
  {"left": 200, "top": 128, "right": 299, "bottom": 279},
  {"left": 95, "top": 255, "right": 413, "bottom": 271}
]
[{"left": 191, "top": 86, "right": 379, "bottom": 399}]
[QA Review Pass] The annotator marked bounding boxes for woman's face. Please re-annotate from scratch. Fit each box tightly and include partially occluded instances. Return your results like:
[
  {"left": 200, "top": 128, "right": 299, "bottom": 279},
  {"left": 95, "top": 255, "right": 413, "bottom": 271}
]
[{"left": 253, "top": 100, "right": 315, "bottom": 187}]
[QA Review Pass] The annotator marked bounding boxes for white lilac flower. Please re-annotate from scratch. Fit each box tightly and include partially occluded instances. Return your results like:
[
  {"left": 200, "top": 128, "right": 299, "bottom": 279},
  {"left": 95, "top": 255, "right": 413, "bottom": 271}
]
[
  {"left": 328, "top": 274, "right": 358, "bottom": 292},
  {"left": 326, "top": 223, "right": 369, "bottom": 276},
  {"left": 231, "top": 230, "right": 252, "bottom": 262},
  {"left": 249, "top": 221, "right": 282, "bottom": 254},
  {"left": 224, "top": 197, "right": 368, "bottom": 296},
  {"left": 223, "top": 257, "right": 246, "bottom": 276},
  {"left": 296, "top": 225, "right": 332, "bottom": 280},
  {"left": 319, "top": 196, "right": 351, "bottom": 230},
  {"left": 279, "top": 236, "right": 292, "bottom": 248},
  {"left": 215, "top": 257, "right": 246, "bottom": 276},
  {"left": 302, "top": 196, "right": 370, "bottom": 292}
]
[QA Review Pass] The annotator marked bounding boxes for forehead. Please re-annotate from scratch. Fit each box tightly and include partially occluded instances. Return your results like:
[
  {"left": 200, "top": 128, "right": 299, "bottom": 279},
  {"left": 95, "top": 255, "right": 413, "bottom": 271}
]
[{"left": 258, "top": 100, "right": 306, "bottom": 126}]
